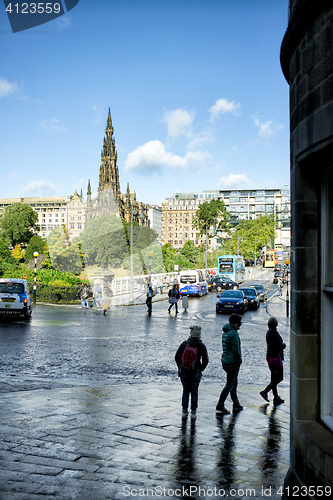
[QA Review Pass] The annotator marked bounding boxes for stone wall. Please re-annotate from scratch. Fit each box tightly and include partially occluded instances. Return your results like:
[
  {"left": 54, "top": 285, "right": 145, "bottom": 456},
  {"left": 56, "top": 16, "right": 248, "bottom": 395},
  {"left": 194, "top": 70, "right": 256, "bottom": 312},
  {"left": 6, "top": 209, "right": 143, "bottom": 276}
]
[{"left": 280, "top": 0, "right": 333, "bottom": 495}]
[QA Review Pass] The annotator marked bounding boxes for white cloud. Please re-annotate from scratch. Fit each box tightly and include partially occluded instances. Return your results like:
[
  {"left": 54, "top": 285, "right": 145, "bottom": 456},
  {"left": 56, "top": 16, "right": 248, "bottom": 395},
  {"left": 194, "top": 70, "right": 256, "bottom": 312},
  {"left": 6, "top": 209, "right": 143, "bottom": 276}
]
[
  {"left": 125, "top": 140, "right": 211, "bottom": 173},
  {"left": 21, "top": 180, "right": 57, "bottom": 196},
  {"left": 218, "top": 173, "right": 250, "bottom": 189},
  {"left": 38, "top": 118, "right": 67, "bottom": 133},
  {"left": 0, "top": 77, "right": 19, "bottom": 98},
  {"left": 187, "top": 129, "right": 215, "bottom": 151},
  {"left": 162, "top": 108, "right": 195, "bottom": 139},
  {"left": 208, "top": 98, "right": 241, "bottom": 120},
  {"left": 251, "top": 113, "right": 283, "bottom": 140}
]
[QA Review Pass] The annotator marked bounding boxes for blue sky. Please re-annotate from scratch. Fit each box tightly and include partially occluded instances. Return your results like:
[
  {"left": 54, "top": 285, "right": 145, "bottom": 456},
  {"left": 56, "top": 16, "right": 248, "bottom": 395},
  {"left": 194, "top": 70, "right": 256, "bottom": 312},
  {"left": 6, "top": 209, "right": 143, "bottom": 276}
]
[{"left": 0, "top": 0, "right": 290, "bottom": 206}]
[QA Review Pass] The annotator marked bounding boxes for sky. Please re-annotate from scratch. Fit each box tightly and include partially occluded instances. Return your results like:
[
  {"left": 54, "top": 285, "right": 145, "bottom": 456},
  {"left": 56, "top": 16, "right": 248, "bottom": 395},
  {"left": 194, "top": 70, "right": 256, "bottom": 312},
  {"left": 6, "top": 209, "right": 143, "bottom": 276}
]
[{"left": 0, "top": 0, "right": 290, "bottom": 206}]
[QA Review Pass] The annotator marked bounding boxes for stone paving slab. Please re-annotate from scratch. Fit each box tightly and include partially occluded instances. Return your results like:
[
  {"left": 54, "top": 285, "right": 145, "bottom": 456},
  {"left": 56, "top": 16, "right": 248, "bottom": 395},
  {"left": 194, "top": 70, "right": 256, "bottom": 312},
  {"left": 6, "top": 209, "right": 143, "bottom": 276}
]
[{"left": 1, "top": 378, "right": 289, "bottom": 500}]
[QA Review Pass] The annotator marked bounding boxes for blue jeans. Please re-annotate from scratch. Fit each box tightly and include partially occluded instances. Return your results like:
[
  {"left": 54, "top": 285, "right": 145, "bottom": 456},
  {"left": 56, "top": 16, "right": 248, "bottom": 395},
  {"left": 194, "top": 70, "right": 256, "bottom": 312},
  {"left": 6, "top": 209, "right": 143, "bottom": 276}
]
[
  {"left": 80, "top": 296, "right": 88, "bottom": 308},
  {"left": 180, "top": 368, "right": 202, "bottom": 411}
]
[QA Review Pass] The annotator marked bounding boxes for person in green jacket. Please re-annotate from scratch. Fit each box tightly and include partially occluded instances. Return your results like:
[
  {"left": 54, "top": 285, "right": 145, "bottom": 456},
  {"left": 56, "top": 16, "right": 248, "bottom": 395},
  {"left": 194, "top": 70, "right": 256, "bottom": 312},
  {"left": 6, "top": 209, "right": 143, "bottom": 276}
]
[{"left": 216, "top": 313, "right": 244, "bottom": 414}]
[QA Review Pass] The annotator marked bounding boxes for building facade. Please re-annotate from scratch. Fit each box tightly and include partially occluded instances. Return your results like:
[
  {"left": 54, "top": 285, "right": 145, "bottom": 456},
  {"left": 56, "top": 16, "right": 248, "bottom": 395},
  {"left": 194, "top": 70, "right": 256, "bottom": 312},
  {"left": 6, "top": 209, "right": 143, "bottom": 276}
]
[
  {"left": 161, "top": 187, "right": 291, "bottom": 250},
  {"left": 0, "top": 196, "right": 70, "bottom": 239},
  {"left": 0, "top": 191, "right": 86, "bottom": 241},
  {"left": 147, "top": 205, "right": 162, "bottom": 240},
  {"left": 281, "top": 0, "right": 333, "bottom": 492}
]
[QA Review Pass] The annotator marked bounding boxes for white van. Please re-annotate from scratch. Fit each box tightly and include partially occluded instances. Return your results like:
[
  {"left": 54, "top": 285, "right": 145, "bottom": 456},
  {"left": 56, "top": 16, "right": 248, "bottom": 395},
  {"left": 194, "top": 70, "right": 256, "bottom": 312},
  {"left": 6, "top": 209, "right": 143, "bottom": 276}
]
[
  {"left": 0, "top": 279, "right": 32, "bottom": 319},
  {"left": 178, "top": 270, "right": 208, "bottom": 297}
]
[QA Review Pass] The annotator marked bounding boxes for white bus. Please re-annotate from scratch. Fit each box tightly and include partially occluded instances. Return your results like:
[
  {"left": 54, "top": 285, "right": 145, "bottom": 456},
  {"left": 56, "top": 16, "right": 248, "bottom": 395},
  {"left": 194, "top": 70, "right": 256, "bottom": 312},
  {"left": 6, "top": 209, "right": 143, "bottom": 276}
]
[{"left": 178, "top": 270, "right": 208, "bottom": 297}]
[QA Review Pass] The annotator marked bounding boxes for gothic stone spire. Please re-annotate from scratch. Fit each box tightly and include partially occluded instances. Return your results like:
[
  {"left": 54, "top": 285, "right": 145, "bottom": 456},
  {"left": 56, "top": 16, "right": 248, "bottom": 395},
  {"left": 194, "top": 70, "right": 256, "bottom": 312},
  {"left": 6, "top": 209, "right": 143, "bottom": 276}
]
[{"left": 98, "top": 109, "right": 120, "bottom": 200}]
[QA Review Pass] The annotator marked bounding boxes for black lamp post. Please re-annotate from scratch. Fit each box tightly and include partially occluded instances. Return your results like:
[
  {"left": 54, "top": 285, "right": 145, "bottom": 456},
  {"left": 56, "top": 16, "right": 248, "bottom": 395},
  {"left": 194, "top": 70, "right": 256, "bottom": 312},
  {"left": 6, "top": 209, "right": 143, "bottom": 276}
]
[{"left": 33, "top": 251, "right": 38, "bottom": 305}]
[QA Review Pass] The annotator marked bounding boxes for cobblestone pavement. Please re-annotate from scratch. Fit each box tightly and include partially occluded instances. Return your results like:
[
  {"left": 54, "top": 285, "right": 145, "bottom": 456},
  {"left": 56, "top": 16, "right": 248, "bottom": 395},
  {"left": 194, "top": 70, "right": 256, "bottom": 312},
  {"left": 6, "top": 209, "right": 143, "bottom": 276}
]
[
  {"left": 1, "top": 291, "right": 290, "bottom": 500},
  {"left": 1, "top": 378, "right": 289, "bottom": 500}
]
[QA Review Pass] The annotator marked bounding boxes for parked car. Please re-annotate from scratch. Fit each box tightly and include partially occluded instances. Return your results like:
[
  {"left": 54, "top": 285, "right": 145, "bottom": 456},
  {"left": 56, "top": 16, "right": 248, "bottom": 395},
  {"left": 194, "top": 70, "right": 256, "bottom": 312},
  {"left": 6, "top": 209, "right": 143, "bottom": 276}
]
[
  {"left": 216, "top": 290, "right": 248, "bottom": 315},
  {"left": 239, "top": 287, "right": 260, "bottom": 310},
  {"left": 208, "top": 275, "right": 239, "bottom": 292},
  {"left": 0, "top": 278, "right": 32, "bottom": 319},
  {"left": 249, "top": 284, "right": 268, "bottom": 302},
  {"left": 273, "top": 271, "right": 285, "bottom": 284}
]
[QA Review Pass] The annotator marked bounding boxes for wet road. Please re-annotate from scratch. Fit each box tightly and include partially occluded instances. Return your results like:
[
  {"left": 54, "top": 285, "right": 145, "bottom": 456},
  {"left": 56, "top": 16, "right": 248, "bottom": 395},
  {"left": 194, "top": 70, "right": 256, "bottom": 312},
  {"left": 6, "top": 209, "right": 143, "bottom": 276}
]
[
  {"left": 0, "top": 276, "right": 291, "bottom": 500},
  {"left": 0, "top": 277, "right": 289, "bottom": 389}
]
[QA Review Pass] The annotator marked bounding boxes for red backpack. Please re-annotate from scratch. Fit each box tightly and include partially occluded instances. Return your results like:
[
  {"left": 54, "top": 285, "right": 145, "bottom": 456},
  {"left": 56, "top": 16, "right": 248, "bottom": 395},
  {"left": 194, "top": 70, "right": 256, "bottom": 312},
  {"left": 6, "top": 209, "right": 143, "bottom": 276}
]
[{"left": 181, "top": 344, "right": 198, "bottom": 370}]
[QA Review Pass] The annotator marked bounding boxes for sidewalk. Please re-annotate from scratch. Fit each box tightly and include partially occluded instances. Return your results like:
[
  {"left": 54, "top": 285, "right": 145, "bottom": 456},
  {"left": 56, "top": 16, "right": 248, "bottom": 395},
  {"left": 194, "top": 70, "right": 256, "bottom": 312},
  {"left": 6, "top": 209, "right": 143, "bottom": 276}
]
[
  {"left": 0, "top": 294, "right": 290, "bottom": 500},
  {"left": 0, "top": 381, "right": 289, "bottom": 500}
]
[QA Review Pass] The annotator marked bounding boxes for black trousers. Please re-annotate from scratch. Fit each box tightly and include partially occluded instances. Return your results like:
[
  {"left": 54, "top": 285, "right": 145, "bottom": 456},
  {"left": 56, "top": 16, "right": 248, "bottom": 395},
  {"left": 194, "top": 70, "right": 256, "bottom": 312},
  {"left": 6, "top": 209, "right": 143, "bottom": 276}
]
[{"left": 217, "top": 363, "right": 241, "bottom": 406}]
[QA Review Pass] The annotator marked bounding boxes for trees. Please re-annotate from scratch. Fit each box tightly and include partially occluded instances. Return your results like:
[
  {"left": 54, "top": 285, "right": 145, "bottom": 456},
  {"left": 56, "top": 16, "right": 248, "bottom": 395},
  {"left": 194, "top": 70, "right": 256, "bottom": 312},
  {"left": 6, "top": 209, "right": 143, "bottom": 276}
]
[
  {"left": 192, "top": 199, "right": 230, "bottom": 237},
  {"left": 0, "top": 203, "right": 38, "bottom": 246},
  {"left": 24, "top": 235, "right": 46, "bottom": 263},
  {"left": 180, "top": 240, "right": 199, "bottom": 265},
  {"left": 12, "top": 244, "right": 25, "bottom": 262},
  {"left": 47, "top": 226, "right": 82, "bottom": 274},
  {"left": 80, "top": 215, "right": 129, "bottom": 268},
  {"left": 223, "top": 215, "right": 275, "bottom": 260}
]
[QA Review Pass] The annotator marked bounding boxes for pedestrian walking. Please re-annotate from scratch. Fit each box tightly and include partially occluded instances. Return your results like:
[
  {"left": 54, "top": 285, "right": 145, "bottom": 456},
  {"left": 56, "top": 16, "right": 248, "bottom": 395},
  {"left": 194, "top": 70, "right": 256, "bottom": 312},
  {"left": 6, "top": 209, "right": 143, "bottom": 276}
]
[
  {"left": 260, "top": 317, "right": 286, "bottom": 405},
  {"left": 79, "top": 283, "right": 89, "bottom": 309},
  {"left": 159, "top": 277, "right": 164, "bottom": 294},
  {"left": 216, "top": 314, "right": 244, "bottom": 414},
  {"left": 277, "top": 279, "right": 283, "bottom": 296},
  {"left": 137, "top": 277, "right": 142, "bottom": 295},
  {"left": 146, "top": 284, "right": 153, "bottom": 315},
  {"left": 153, "top": 278, "right": 158, "bottom": 295},
  {"left": 92, "top": 281, "right": 103, "bottom": 309},
  {"left": 168, "top": 284, "right": 180, "bottom": 314},
  {"left": 175, "top": 325, "right": 209, "bottom": 420}
]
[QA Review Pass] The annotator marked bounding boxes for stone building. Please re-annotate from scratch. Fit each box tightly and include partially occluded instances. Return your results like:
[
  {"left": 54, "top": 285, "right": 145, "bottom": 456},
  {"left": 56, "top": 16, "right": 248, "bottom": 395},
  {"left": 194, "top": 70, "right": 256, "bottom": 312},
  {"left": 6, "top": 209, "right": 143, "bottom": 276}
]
[
  {"left": 0, "top": 196, "right": 70, "bottom": 239},
  {"left": 86, "top": 109, "right": 148, "bottom": 226},
  {"left": 280, "top": 0, "right": 333, "bottom": 492},
  {"left": 161, "top": 187, "right": 290, "bottom": 250}
]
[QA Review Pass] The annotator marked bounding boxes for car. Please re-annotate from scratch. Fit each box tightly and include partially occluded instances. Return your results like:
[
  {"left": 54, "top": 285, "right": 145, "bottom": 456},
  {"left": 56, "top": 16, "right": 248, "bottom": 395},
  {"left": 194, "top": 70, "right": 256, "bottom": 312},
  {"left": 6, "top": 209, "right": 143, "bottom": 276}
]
[
  {"left": 216, "top": 290, "right": 248, "bottom": 315},
  {"left": 0, "top": 278, "right": 32, "bottom": 319},
  {"left": 239, "top": 287, "right": 260, "bottom": 310},
  {"left": 208, "top": 275, "right": 239, "bottom": 292},
  {"left": 273, "top": 271, "right": 285, "bottom": 284},
  {"left": 274, "top": 264, "right": 282, "bottom": 272},
  {"left": 248, "top": 284, "right": 268, "bottom": 302}
]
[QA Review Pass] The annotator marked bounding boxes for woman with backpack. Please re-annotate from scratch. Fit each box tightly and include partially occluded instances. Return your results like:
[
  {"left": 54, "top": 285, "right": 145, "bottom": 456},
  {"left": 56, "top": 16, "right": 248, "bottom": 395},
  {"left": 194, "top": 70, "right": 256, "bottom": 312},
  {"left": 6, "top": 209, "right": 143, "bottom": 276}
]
[
  {"left": 175, "top": 325, "right": 209, "bottom": 420},
  {"left": 168, "top": 283, "right": 180, "bottom": 314}
]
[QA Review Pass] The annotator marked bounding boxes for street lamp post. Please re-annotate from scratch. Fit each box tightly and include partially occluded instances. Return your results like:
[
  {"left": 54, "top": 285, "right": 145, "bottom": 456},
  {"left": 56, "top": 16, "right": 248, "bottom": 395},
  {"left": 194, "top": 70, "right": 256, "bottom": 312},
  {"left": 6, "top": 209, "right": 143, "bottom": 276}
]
[
  {"left": 285, "top": 258, "right": 290, "bottom": 317},
  {"left": 130, "top": 207, "right": 146, "bottom": 303},
  {"left": 254, "top": 238, "right": 259, "bottom": 267},
  {"left": 205, "top": 226, "right": 208, "bottom": 279},
  {"left": 147, "top": 251, "right": 153, "bottom": 288},
  {"left": 33, "top": 251, "right": 38, "bottom": 305}
]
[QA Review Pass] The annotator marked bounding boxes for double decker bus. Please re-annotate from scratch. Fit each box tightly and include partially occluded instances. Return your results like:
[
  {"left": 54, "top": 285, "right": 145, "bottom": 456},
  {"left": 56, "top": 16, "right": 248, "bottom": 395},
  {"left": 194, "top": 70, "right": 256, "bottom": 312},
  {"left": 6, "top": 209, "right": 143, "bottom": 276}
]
[
  {"left": 264, "top": 250, "right": 277, "bottom": 268},
  {"left": 217, "top": 255, "right": 245, "bottom": 283}
]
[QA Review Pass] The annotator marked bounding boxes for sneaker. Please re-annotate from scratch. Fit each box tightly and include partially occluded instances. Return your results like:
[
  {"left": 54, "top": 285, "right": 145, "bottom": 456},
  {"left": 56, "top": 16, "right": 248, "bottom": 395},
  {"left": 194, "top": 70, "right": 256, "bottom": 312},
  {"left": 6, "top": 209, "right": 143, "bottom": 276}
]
[
  {"left": 182, "top": 409, "right": 188, "bottom": 418},
  {"left": 273, "top": 396, "right": 284, "bottom": 405},
  {"left": 260, "top": 390, "right": 270, "bottom": 402},
  {"left": 233, "top": 404, "right": 244, "bottom": 412},
  {"left": 191, "top": 411, "right": 197, "bottom": 420},
  {"left": 216, "top": 404, "right": 230, "bottom": 414}
]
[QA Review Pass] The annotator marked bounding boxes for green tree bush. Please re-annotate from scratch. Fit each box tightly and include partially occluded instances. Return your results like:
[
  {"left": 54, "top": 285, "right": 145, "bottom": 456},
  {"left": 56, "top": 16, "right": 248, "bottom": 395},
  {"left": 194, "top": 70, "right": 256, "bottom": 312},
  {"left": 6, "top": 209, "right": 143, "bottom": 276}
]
[
  {"left": 0, "top": 203, "right": 38, "bottom": 246},
  {"left": 25, "top": 235, "right": 46, "bottom": 263}
]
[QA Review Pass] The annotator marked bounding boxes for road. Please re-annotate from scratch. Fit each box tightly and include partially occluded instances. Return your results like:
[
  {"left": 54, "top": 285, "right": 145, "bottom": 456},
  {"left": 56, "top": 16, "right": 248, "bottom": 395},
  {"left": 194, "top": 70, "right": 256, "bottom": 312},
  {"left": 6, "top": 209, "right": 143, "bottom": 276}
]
[{"left": 0, "top": 275, "right": 289, "bottom": 390}]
